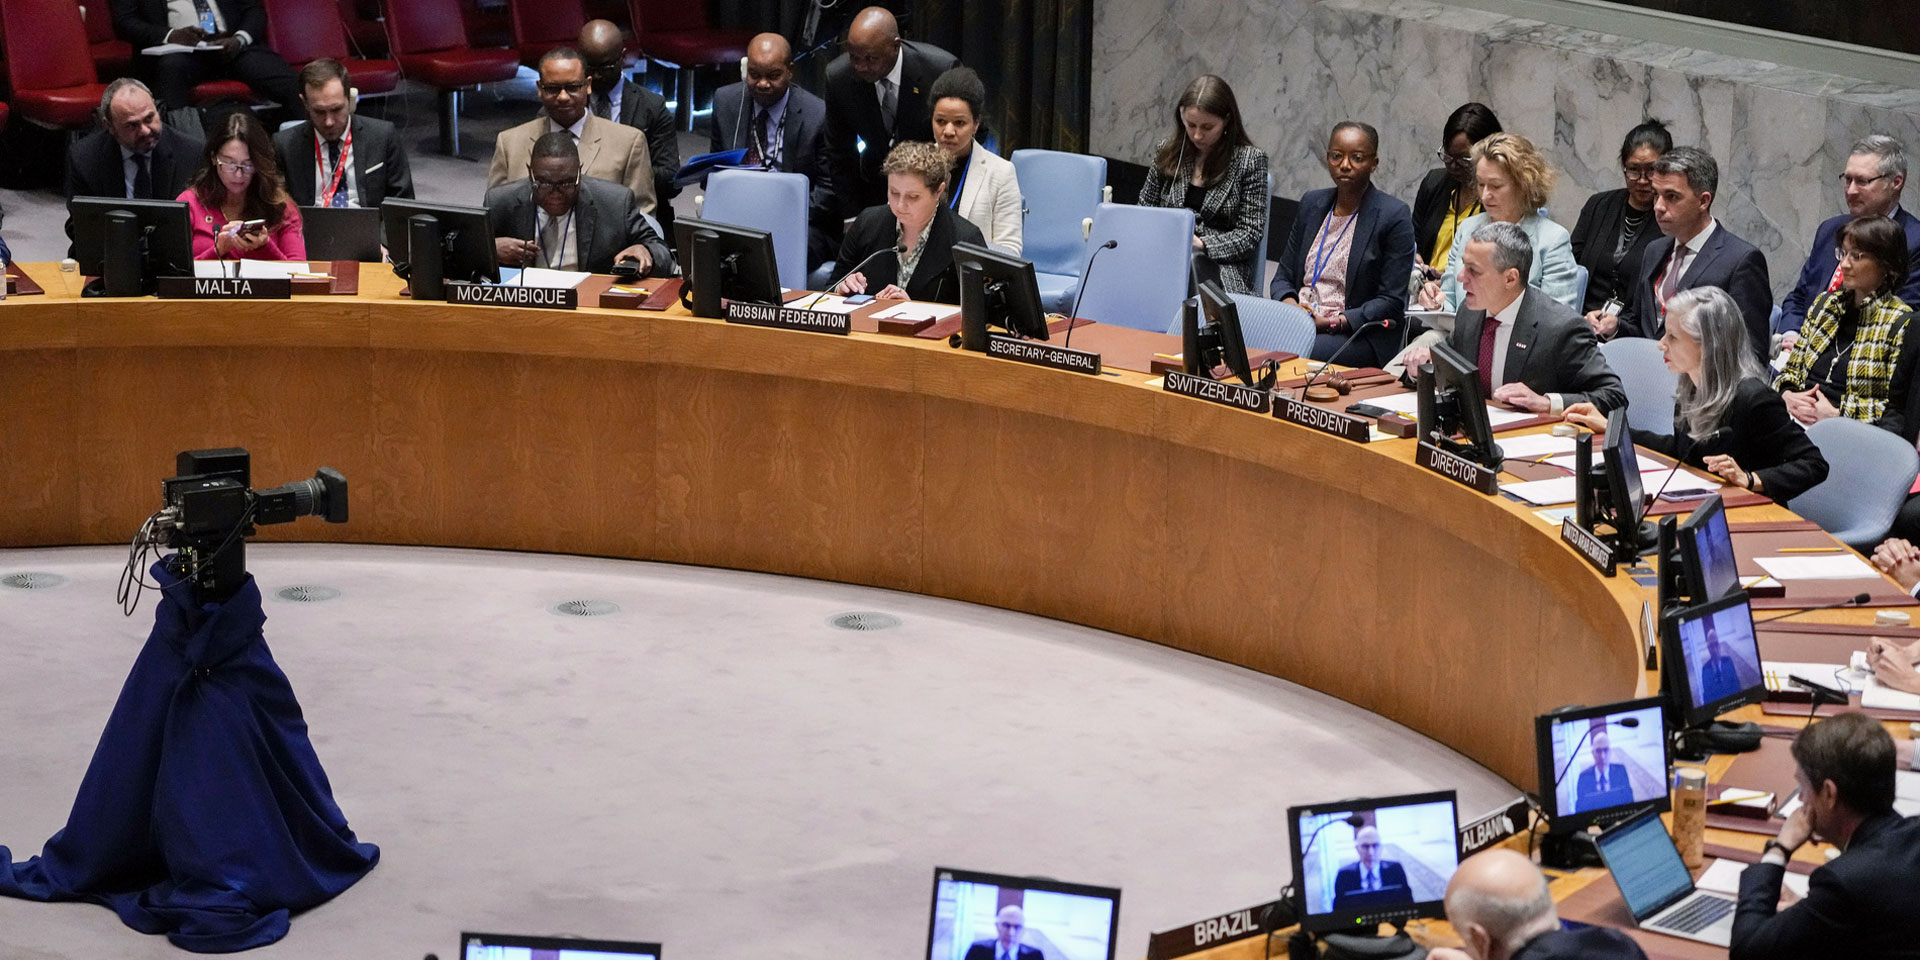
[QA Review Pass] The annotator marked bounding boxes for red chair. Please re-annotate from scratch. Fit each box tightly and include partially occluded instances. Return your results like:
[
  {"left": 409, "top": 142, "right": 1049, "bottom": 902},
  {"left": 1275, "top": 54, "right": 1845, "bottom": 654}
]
[
  {"left": 506, "top": 0, "right": 585, "bottom": 67},
  {"left": 81, "top": 1, "right": 132, "bottom": 80},
  {"left": 265, "top": 0, "right": 400, "bottom": 95},
  {"left": 384, "top": 0, "right": 519, "bottom": 154},
  {"left": 0, "top": 100, "right": 10, "bottom": 133},
  {"left": 0, "top": 0, "right": 107, "bottom": 128},
  {"left": 625, "top": 0, "right": 748, "bottom": 129},
  {"left": 337, "top": 0, "right": 386, "bottom": 58},
  {"left": 460, "top": 0, "right": 510, "bottom": 49}
]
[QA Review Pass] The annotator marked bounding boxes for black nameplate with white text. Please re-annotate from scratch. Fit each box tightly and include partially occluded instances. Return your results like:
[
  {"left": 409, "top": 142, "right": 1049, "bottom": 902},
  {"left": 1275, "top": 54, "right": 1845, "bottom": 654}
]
[
  {"left": 1163, "top": 369, "right": 1266, "bottom": 410},
  {"left": 1458, "top": 798, "right": 1530, "bottom": 857},
  {"left": 445, "top": 281, "right": 578, "bottom": 309},
  {"left": 1274, "top": 395, "right": 1370, "bottom": 442},
  {"left": 987, "top": 334, "right": 1102, "bottom": 375},
  {"left": 1147, "top": 900, "right": 1282, "bottom": 960},
  {"left": 1416, "top": 441, "right": 1500, "bottom": 494},
  {"left": 156, "top": 276, "right": 291, "bottom": 300},
  {"left": 1562, "top": 518, "right": 1618, "bottom": 576},
  {"left": 724, "top": 299, "right": 850, "bottom": 335}
]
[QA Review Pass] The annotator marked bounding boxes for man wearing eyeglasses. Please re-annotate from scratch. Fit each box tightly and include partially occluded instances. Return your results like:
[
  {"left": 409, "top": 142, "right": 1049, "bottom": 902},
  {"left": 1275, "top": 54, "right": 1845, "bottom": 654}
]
[
  {"left": 487, "top": 47, "right": 656, "bottom": 215},
  {"left": 1776, "top": 135, "right": 1920, "bottom": 333},
  {"left": 484, "top": 132, "right": 671, "bottom": 277}
]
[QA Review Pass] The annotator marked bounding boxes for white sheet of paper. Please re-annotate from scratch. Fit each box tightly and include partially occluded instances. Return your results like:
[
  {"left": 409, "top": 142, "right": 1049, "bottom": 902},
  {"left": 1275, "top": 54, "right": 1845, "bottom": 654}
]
[
  {"left": 1641, "top": 468, "right": 1726, "bottom": 496},
  {"left": 789, "top": 294, "right": 862, "bottom": 315},
  {"left": 1777, "top": 795, "right": 1803, "bottom": 819},
  {"left": 193, "top": 260, "right": 317, "bottom": 279},
  {"left": 1761, "top": 661, "right": 1848, "bottom": 692},
  {"left": 1754, "top": 554, "right": 1879, "bottom": 581},
  {"left": 1533, "top": 506, "right": 1577, "bottom": 525},
  {"left": 495, "top": 267, "right": 590, "bottom": 289},
  {"left": 868, "top": 301, "right": 961, "bottom": 322},
  {"left": 1496, "top": 434, "right": 1581, "bottom": 460},
  {"left": 1343, "top": 390, "right": 1531, "bottom": 425},
  {"left": 1499, "top": 476, "right": 1581, "bottom": 505},
  {"left": 1896, "top": 769, "right": 1920, "bottom": 801},
  {"left": 1695, "top": 858, "right": 1810, "bottom": 898},
  {"left": 140, "top": 42, "right": 223, "bottom": 55},
  {"left": 1861, "top": 677, "right": 1920, "bottom": 710}
]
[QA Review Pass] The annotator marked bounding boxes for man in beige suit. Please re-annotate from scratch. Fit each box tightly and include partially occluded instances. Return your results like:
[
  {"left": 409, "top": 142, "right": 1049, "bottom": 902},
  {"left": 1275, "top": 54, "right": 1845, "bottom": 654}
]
[{"left": 487, "top": 47, "right": 656, "bottom": 215}]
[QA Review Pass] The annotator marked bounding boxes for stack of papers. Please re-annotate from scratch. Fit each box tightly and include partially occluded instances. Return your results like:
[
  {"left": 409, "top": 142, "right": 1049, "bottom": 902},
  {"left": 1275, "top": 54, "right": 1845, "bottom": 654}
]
[
  {"left": 193, "top": 260, "right": 320, "bottom": 279},
  {"left": 1361, "top": 391, "right": 1533, "bottom": 426},
  {"left": 1861, "top": 677, "right": 1920, "bottom": 711},
  {"left": 870, "top": 301, "right": 961, "bottom": 323},
  {"left": 1754, "top": 554, "right": 1878, "bottom": 581},
  {"left": 786, "top": 294, "right": 862, "bottom": 315},
  {"left": 1761, "top": 661, "right": 1849, "bottom": 693},
  {"left": 496, "top": 267, "right": 591, "bottom": 288},
  {"left": 1499, "top": 476, "right": 1581, "bottom": 505},
  {"left": 1499, "top": 434, "right": 1582, "bottom": 460}
]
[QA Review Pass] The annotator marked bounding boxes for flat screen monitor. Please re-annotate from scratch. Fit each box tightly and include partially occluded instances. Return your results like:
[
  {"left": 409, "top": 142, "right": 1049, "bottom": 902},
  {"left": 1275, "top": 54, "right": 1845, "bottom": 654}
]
[
  {"left": 925, "top": 867, "right": 1121, "bottom": 960},
  {"left": 955, "top": 241, "right": 1051, "bottom": 347},
  {"left": 300, "top": 205, "right": 382, "bottom": 262},
  {"left": 1287, "top": 790, "right": 1459, "bottom": 934},
  {"left": 1678, "top": 495, "right": 1738, "bottom": 602},
  {"left": 1602, "top": 406, "right": 1647, "bottom": 532},
  {"left": 1415, "top": 341, "right": 1502, "bottom": 469},
  {"left": 67, "top": 196, "right": 194, "bottom": 282},
  {"left": 1182, "top": 280, "right": 1256, "bottom": 385},
  {"left": 1664, "top": 591, "right": 1765, "bottom": 726},
  {"left": 1535, "top": 697, "right": 1671, "bottom": 833},
  {"left": 380, "top": 198, "right": 498, "bottom": 286},
  {"left": 459, "top": 931, "right": 660, "bottom": 960},
  {"left": 674, "top": 216, "right": 781, "bottom": 317}
]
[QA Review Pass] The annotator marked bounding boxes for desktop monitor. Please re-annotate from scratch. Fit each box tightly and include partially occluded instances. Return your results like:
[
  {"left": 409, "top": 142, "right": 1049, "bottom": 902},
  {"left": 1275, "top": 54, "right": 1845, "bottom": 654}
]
[
  {"left": 380, "top": 198, "right": 498, "bottom": 294},
  {"left": 956, "top": 241, "right": 1051, "bottom": 349},
  {"left": 674, "top": 216, "right": 781, "bottom": 318},
  {"left": 1663, "top": 591, "right": 1765, "bottom": 727},
  {"left": 68, "top": 196, "right": 194, "bottom": 293},
  {"left": 925, "top": 867, "right": 1121, "bottom": 960},
  {"left": 1287, "top": 790, "right": 1459, "bottom": 934},
  {"left": 1602, "top": 406, "right": 1649, "bottom": 540},
  {"left": 300, "top": 205, "right": 382, "bottom": 262},
  {"left": 1535, "top": 697, "right": 1671, "bottom": 834},
  {"left": 1678, "top": 494, "right": 1738, "bottom": 602},
  {"left": 459, "top": 931, "right": 660, "bottom": 960},
  {"left": 1414, "top": 341, "right": 1502, "bottom": 469},
  {"left": 1182, "top": 280, "right": 1258, "bottom": 386}
]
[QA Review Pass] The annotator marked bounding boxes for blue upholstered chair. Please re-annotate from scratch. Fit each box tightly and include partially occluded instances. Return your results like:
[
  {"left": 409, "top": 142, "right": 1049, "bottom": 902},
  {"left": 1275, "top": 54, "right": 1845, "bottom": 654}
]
[
  {"left": 1599, "top": 337, "right": 1678, "bottom": 433},
  {"left": 698, "top": 168, "right": 811, "bottom": 291},
  {"left": 1009, "top": 149, "right": 1107, "bottom": 314},
  {"left": 1788, "top": 417, "right": 1920, "bottom": 551},
  {"left": 1070, "top": 202, "right": 1194, "bottom": 332}
]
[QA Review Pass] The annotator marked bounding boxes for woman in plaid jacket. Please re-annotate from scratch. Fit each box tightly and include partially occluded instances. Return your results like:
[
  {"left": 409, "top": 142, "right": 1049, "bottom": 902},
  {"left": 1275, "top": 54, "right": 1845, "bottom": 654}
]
[
  {"left": 1138, "top": 74, "right": 1270, "bottom": 295},
  {"left": 1775, "top": 215, "right": 1916, "bottom": 425}
]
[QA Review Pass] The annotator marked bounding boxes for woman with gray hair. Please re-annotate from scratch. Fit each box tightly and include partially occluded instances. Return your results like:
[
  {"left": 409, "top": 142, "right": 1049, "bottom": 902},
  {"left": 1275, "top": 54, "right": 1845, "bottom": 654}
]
[{"left": 1564, "top": 286, "right": 1829, "bottom": 502}]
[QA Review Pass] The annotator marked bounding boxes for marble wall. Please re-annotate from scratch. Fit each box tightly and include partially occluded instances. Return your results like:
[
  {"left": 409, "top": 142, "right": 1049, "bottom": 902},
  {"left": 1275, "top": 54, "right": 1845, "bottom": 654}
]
[{"left": 1091, "top": 0, "right": 1920, "bottom": 297}]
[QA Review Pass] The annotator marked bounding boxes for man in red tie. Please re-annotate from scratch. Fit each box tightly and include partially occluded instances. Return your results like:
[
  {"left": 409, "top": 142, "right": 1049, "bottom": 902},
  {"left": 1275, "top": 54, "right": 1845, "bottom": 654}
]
[{"left": 1402, "top": 221, "right": 1625, "bottom": 415}]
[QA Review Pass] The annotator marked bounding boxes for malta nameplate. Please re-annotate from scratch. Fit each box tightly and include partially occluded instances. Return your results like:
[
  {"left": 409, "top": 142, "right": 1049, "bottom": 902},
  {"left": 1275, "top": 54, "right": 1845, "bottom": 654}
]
[
  {"left": 1561, "top": 518, "right": 1617, "bottom": 575},
  {"left": 1274, "top": 395, "right": 1370, "bottom": 441},
  {"left": 1164, "top": 369, "right": 1268, "bottom": 411},
  {"left": 1147, "top": 901, "right": 1281, "bottom": 960},
  {"left": 725, "top": 299, "right": 850, "bottom": 335},
  {"left": 987, "top": 334, "right": 1101, "bottom": 375},
  {"left": 156, "top": 276, "right": 291, "bottom": 300},
  {"left": 1416, "top": 441, "right": 1499, "bottom": 494},
  {"left": 445, "top": 282, "right": 578, "bottom": 309}
]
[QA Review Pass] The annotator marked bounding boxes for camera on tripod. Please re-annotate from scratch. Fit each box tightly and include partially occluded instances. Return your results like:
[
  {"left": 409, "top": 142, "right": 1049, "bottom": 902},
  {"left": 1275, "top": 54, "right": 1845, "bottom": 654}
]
[{"left": 156, "top": 448, "right": 348, "bottom": 604}]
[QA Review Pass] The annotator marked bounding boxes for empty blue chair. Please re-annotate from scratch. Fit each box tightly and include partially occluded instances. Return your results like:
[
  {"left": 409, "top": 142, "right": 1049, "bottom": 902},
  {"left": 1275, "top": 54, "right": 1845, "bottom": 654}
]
[
  {"left": 1599, "top": 336, "right": 1677, "bottom": 434},
  {"left": 699, "top": 168, "right": 810, "bottom": 290},
  {"left": 1010, "top": 149, "right": 1106, "bottom": 313},
  {"left": 1071, "top": 202, "right": 1194, "bottom": 332},
  {"left": 1788, "top": 417, "right": 1920, "bottom": 551},
  {"left": 1572, "top": 264, "right": 1590, "bottom": 312},
  {"left": 1188, "top": 295, "right": 1314, "bottom": 358}
]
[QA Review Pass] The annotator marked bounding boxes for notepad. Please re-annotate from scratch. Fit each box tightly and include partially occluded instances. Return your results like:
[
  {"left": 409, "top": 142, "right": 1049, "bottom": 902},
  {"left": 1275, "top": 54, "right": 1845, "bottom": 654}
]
[
  {"left": 140, "top": 41, "right": 223, "bottom": 55},
  {"left": 1695, "top": 859, "right": 1810, "bottom": 899},
  {"left": 193, "top": 260, "right": 315, "bottom": 280},
  {"left": 1861, "top": 678, "right": 1920, "bottom": 710},
  {"left": 1498, "top": 434, "right": 1582, "bottom": 460},
  {"left": 1499, "top": 476, "right": 1581, "bottom": 505},
  {"left": 870, "top": 301, "right": 961, "bottom": 322},
  {"left": 1754, "top": 554, "right": 1879, "bottom": 581},
  {"left": 496, "top": 267, "right": 591, "bottom": 289},
  {"left": 1640, "top": 468, "right": 1724, "bottom": 497},
  {"left": 1761, "top": 661, "right": 1849, "bottom": 693},
  {"left": 789, "top": 294, "right": 862, "bottom": 315}
]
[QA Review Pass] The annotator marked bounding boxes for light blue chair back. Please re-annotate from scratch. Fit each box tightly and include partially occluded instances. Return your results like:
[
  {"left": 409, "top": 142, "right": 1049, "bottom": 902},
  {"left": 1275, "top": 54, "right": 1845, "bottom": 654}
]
[
  {"left": 1573, "top": 265, "right": 1590, "bottom": 311},
  {"left": 1248, "top": 171, "right": 1273, "bottom": 292},
  {"left": 1191, "top": 294, "right": 1314, "bottom": 357},
  {"left": 701, "top": 168, "right": 810, "bottom": 290},
  {"left": 1074, "top": 202, "right": 1195, "bottom": 331},
  {"left": 1599, "top": 336, "right": 1677, "bottom": 434},
  {"left": 1788, "top": 417, "right": 1920, "bottom": 551},
  {"left": 1009, "top": 149, "right": 1105, "bottom": 279}
]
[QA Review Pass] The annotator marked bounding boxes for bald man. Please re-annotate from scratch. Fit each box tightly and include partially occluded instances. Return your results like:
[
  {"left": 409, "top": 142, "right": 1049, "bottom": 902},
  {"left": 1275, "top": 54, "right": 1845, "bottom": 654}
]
[
  {"left": 578, "top": 20, "right": 679, "bottom": 240},
  {"left": 823, "top": 6, "right": 958, "bottom": 219},
  {"left": 710, "top": 32, "right": 837, "bottom": 267},
  {"left": 963, "top": 904, "right": 1042, "bottom": 960},
  {"left": 1429, "top": 850, "right": 1646, "bottom": 960}
]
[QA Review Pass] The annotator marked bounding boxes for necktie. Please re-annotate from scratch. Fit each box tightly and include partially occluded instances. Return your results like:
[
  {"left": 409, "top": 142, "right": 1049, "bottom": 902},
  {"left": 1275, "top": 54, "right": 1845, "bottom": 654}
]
[
  {"left": 132, "top": 152, "right": 152, "bottom": 199},
  {"left": 1477, "top": 316, "right": 1501, "bottom": 396},
  {"left": 1597, "top": 770, "right": 1607, "bottom": 793},
  {"left": 594, "top": 94, "right": 612, "bottom": 121},
  {"left": 542, "top": 214, "right": 567, "bottom": 269},
  {"left": 879, "top": 78, "right": 897, "bottom": 135},
  {"left": 327, "top": 140, "right": 346, "bottom": 207},
  {"left": 1659, "top": 245, "right": 1685, "bottom": 306}
]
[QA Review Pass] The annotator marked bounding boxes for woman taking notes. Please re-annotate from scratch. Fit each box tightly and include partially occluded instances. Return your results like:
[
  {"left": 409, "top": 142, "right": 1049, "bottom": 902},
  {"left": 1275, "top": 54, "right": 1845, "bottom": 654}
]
[
  {"left": 835, "top": 141, "right": 986, "bottom": 303},
  {"left": 180, "top": 112, "right": 305, "bottom": 261},
  {"left": 1417, "top": 132, "right": 1577, "bottom": 313},
  {"left": 1137, "top": 74, "right": 1269, "bottom": 295},
  {"left": 1564, "top": 286, "right": 1829, "bottom": 502}
]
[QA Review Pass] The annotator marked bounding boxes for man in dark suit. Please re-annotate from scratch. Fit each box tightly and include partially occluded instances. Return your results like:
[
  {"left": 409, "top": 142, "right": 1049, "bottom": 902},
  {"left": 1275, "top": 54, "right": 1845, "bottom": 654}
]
[
  {"left": 271, "top": 59, "right": 413, "bottom": 208},
  {"left": 485, "top": 132, "right": 672, "bottom": 277},
  {"left": 1573, "top": 728, "right": 1634, "bottom": 813},
  {"left": 578, "top": 20, "right": 679, "bottom": 245},
  {"left": 110, "top": 0, "right": 302, "bottom": 126},
  {"left": 1330, "top": 825, "right": 1412, "bottom": 912},
  {"left": 711, "top": 32, "right": 837, "bottom": 268},
  {"left": 1777, "top": 135, "right": 1920, "bottom": 332},
  {"left": 1696, "top": 621, "right": 1744, "bottom": 705},
  {"left": 65, "top": 79, "right": 205, "bottom": 255},
  {"left": 1431, "top": 849, "right": 1648, "bottom": 960},
  {"left": 1403, "top": 221, "right": 1627, "bottom": 415},
  {"left": 1733, "top": 712, "right": 1920, "bottom": 959},
  {"left": 1596, "top": 147, "right": 1772, "bottom": 359},
  {"left": 962, "top": 905, "right": 1041, "bottom": 960},
  {"left": 822, "top": 6, "right": 958, "bottom": 220}
]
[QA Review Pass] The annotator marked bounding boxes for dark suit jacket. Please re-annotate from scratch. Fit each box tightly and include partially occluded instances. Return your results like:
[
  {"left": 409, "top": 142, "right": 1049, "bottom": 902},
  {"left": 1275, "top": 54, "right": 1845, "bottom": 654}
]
[
  {"left": 271, "top": 115, "right": 414, "bottom": 208},
  {"left": 711, "top": 82, "right": 835, "bottom": 230},
  {"left": 65, "top": 125, "right": 202, "bottom": 202},
  {"left": 1443, "top": 287, "right": 1626, "bottom": 412},
  {"left": 1698, "top": 655, "right": 1743, "bottom": 704},
  {"left": 113, "top": 0, "right": 266, "bottom": 47},
  {"left": 1512, "top": 927, "right": 1649, "bottom": 960},
  {"left": 1573, "top": 762, "right": 1634, "bottom": 813},
  {"left": 962, "top": 941, "right": 1042, "bottom": 960},
  {"left": 1618, "top": 223, "right": 1773, "bottom": 359},
  {"left": 1631, "top": 378, "right": 1830, "bottom": 504},
  {"left": 612, "top": 79, "right": 679, "bottom": 201},
  {"left": 1269, "top": 185, "right": 1416, "bottom": 367},
  {"left": 1779, "top": 206, "right": 1920, "bottom": 332},
  {"left": 1733, "top": 811, "right": 1920, "bottom": 959},
  {"left": 837, "top": 204, "right": 983, "bottom": 304},
  {"left": 1569, "top": 188, "right": 1661, "bottom": 314},
  {"left": 1410, "top": 166, "right": 1465, "bottom": 266},
  {"left": 483, "top": 175, "right": 672, "bottom": 277},
  {"left": 1872, "top": 316, "right": 1920, "bottom": 445},
  {"left": 823, "top": 39, "right": 959, "bottom": 219},
  {"left": 1331, "top": 860, "right": 1411, "bottom": 912}
]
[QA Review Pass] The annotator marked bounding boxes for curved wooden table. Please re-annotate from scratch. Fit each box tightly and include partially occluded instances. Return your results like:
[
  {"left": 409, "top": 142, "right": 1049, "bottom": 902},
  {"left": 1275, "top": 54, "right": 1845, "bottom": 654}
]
[{"left": 0, "top": 265, "right": 1660, "bottom": 786}]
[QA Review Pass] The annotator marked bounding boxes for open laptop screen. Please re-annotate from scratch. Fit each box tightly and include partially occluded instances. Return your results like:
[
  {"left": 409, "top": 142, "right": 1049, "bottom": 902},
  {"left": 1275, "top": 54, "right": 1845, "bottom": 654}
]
[{"left": 1594, "top": 811, "right": 1695, "bottom": 920}]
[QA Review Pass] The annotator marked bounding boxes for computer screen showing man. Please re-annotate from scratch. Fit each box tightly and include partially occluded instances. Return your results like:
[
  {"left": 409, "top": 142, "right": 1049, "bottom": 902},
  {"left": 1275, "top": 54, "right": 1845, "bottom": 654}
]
[
  {"left": 925, "top": 867, "right": 1121, "bottom": 960},
  {"left": 1540, "top": 699, "right": 1668, "bottom": 822},
  {"left": 1291, "top": 793, "right": 1459, "bottom": 926},
  {"left": 1681, "top": 497, "right": 1738, "bottom": 601},
  {"left": 1674, "top": 595, "right": 1763, "bottom": 712},
  {"left": 460, "top": 931, "right": 659, "bottom": 960}
]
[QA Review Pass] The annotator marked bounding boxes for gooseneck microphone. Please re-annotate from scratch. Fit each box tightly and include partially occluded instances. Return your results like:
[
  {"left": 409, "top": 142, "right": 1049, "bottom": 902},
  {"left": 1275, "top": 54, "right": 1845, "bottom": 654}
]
[
  {"left": 1061, "top": 239, "right": 1118, "bottom": 351},
  {"left": 806, "top": 244, "right": 905, "bottom": 309},
  {"left": 1298, "top": 317, "right": 1394, "bottom": 396},
  {"left": 1550, "top": 716, "right": 1640, "bottom": 788},
  {"left": 1752, "top": 592, "right": 1873, "bottom": 625}
]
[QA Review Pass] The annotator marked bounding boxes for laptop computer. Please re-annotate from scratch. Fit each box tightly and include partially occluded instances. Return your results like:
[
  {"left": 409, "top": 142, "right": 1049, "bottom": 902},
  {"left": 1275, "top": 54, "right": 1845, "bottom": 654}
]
[
  {"left": 1592, "top": 808, "right": 1736, "bottom": 947},
  {"left": 299, "top": 205, "right": 382, "bottom": 262}
]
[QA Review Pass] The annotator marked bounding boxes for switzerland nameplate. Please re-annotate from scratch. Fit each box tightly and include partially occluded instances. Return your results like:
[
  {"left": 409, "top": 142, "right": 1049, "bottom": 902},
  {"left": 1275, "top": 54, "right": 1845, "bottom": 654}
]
[
  {"left": 1416, "top": 441, "right": 1499, "bottom": 494},
  {"left": 445, "top": 282, "right": 577, "bottom": 309},
  {"left": 986, "top": 334, "right": 1101, "bottom": 375},
  {"left": 724, "top": 299, "right": 850, "bottom": 335},
  {"left": 1561, "top": 518, "right": 1617, "bottom": 575},
  {"left": 1274, "top": 395, "right": 1370, "bottom": 441},
  {"left": 1163, "top": 369, "right": 1268, "bottom": 412},
  {"left": 156, "top": 276, "right": 290, "bottom": 300}
]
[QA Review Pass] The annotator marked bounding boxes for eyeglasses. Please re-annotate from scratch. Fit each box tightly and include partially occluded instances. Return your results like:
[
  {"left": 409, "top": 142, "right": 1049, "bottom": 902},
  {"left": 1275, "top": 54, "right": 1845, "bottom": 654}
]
[
  {"left": 1839, "top": 172, "right": 1890, "bottom": 188},
  {"left": 1327, "top": 151, "right": 1373, "bottom": 166},
  {"left": 1436, "top": 150, "right": 1473, "bottom": 169},
  {"left": 1622, "top": 164, "right": 1657, "bottom": 182},
  {"left": 215, "top": 160, "right": 254, "bottom": 174},
  {"left": 1835, "top": 247, "right": 1873, "bottom": 265},
  {"left": 530, "top": 175, "right": 580, "bottom": 192},
  {"left": 537, "top": 81, "right": 588, "bottom": 96}
]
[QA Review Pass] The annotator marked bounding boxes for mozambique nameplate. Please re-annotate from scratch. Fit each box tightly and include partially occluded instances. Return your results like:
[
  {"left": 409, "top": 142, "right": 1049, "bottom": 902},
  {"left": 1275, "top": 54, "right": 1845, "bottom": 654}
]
[
  {"left": 1164, "top": 369, "right": 1268, "bottom": 411},
  {"left": 156, "top": 276, "right": 291, "bottom": 300},
  {"left": 987, "top": 333, "right": 1102, "bottom": 375},
  {"left": 445, "top": 281, "right": 578, "bottom": 309},
  {"left": 724, "top": 299, "right": 850, "bottom": 334},
  {"left": 1417, "top": 440, "right": 1499, "bottom": 493},
  {"left": 1561, "top": 518, "right": 1617, "bottom": 576},
  {"left": 1147, "top": 901, "right": 1280, "bottom": 960},
  {"left": 1274, "top": 395, "right": 1370, "bottom": 441}
]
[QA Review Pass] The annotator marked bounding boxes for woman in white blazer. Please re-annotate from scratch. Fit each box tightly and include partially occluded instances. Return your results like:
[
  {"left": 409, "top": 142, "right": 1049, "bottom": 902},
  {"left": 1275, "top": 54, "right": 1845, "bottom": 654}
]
[
  {"left": 1418, "top": 132, "right": 1580, "bottom": 311},
  {"left": 928, "top": 67, "right": 1023, "bottom": 255}
]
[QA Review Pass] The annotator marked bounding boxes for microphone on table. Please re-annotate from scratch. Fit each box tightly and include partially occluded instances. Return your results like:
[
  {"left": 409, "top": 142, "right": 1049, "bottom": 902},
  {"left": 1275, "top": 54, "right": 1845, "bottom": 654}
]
[
  {"left": 1550, "top": 715, "right": 1640, "bottom": 789},
  {"left": 1752, "top": 592, "right": 1872, "bottom": 625},
  {"left": 1298, "top": 317, "right": 1394, "bottom": 401},
  {"left": 1060, "top": 239, "right": 1118, "bottom": 351},
  {"left": 805, "top": 244, "right": 904, "bottom": 309}
]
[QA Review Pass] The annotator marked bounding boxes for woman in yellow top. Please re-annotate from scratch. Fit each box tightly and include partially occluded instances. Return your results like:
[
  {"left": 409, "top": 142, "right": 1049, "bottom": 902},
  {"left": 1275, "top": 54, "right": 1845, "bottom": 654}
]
[
  {"left": 1410, "top": 102, "right": 1501, "bottom": 278},
  {"left": 1774, "top": 215, "right": 1915, "bottom": 424}
]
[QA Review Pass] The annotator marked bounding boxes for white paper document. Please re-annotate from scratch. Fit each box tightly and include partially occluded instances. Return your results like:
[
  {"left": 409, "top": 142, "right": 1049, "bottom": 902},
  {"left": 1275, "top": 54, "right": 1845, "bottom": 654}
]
[
  {"left": 1754, "top": 554, "right": 1879, "bottom": 581},
  {"left": 1640, "top": 468, "right": 1725, "bottom": 496},
  {"left": 495, "top": 267, "right": 591, "bottom": 288},
  {"left": 1496, "top": 434, "right": 1581, "bottom": 460},
  {"left": 1499, "top": 476, "right": 1581, "bottom": 505},
  {"left": 786, "top": 294, "right": 862, "bottom": 315},
  {"left": 193, "top": 260, "right": 317, "bottom": 279},
  {"left": 1861, "top": 677, "right": 1920, "bottom": 710},
  {"left": 1761, "top": 661, "right": 1848, "bottom": 693},
  {"left": 869, "top": 301, "right": 960, "bottom": 322},
  {"left": 1695, "top": 858, "right": 1810, "bottom": 899},
  {"left": 140, "top": 42, "right": 223, "bottom": 55},
  {"left": 1897, "top": 769, "right": 1920, "bottom": 801}
]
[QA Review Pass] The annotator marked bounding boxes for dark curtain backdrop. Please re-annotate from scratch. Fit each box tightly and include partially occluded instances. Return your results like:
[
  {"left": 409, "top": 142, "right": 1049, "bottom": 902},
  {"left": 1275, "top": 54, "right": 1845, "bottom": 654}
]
[{"left": 707, "top": 0, "right": 1092, "bottom": 154}]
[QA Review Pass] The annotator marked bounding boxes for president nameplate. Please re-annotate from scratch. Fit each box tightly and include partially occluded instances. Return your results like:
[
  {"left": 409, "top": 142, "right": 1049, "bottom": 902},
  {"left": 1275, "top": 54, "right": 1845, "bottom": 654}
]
[
  {"left": 987, "top": 334, "right": 1101, "bottom": 375},
  {"left": 1417, "top": 441, "right": 1499, "bottom": 494},
  {"left": 1274, "top": 395, "right": 1370, "bottom": 441},
  {"left": 725, "top": 300, "right": 850, "bottom": 335},
  {"left": 1164, "top": 370, "right": 1268, "bottom": 412},
  {"left": 445, "top": 281, "right": 578, "bottom": 309},
  {"left": 156, "top": 276, "right": 291, "bottom": 300},
  {"left": 1561, "top": 518, "right": 1617, "bottom": 575}
]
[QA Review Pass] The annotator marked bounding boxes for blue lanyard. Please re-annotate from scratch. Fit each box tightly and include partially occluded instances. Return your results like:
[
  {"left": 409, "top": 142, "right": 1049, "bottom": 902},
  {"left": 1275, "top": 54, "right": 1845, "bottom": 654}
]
[
  {"left": 946, "top": 154, "right": 970, "bottom": 211},
  {"left": 1308, "top": 207, "right": 1357, "bottom": 291}
]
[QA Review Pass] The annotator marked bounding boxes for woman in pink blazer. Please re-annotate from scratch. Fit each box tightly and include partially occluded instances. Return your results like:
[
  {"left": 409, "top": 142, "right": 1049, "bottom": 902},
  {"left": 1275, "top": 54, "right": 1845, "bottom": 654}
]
[{"left": 179, "top": 112, "right": 305, "bottom": 261}]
